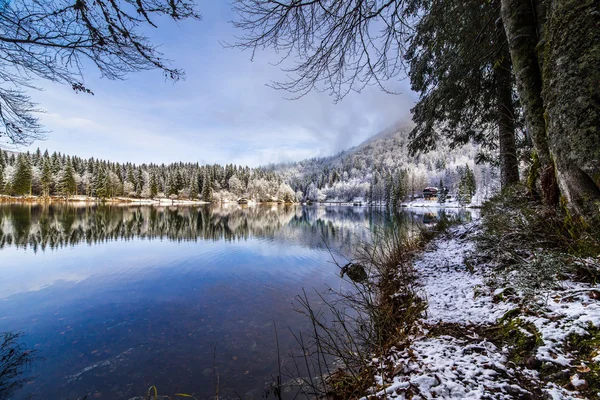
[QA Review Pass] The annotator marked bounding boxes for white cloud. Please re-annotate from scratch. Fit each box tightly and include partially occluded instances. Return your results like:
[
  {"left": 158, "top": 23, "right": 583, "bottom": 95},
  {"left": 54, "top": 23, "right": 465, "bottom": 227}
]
[{"left": 21, "top": 3, "right": 418, "bottom": 166}]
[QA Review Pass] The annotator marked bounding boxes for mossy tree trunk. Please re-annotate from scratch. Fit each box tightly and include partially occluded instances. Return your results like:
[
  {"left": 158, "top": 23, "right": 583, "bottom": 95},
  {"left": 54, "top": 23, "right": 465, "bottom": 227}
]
[
  {"left": 496, "top": 39, "right": 520, "bottom": 188},
  {"left": 541, "top": 0, "right": 600, "bottom": 218},
  {"left": 500, "top": 0, "right": 558, "bottom": 205},
  {"left": 501, "top": 0, "right": 599, "bottom": 219}
]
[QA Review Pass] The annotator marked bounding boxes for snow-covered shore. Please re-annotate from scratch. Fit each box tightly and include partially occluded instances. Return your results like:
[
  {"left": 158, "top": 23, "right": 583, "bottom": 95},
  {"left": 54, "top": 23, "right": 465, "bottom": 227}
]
[
  {"left": 0, "top": 194, "right": 212, "bottom": 205},
  {"left": 362, "top": 222, "right": 600, "bottom": 399},
  {"left": 0, "top": 195, "right": 301, "bottom": 206}
]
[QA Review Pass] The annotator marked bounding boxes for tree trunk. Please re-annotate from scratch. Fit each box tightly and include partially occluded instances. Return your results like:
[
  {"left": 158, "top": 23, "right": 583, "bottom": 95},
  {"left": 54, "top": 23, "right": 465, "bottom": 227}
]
[
  {"left": 541, "top": 0, "right": 600, "bottom": 218},
  {"left": 495, "top": 39, "right": 520, "bottom": 188},
  {"left": 500, "top": 0, "right": 558, "bottom": 204}
]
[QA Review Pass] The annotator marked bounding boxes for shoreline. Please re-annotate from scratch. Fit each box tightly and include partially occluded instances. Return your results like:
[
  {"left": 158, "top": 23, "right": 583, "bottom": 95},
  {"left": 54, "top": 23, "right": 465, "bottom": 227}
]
[
  {"left": 0, "top": 195, "right": 299, "bottom": 206},
  {"left": 0, "top": 195, "right": 480, "bottom": 209},
  {"left": 359, "top": 218, "right": 599, "bottom": 398}
]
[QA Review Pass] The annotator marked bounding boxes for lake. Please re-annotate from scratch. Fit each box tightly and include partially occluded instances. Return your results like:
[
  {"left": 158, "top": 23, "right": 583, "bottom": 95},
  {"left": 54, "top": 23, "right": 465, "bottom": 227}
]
[{"left": 0, "top": 203, "right": 473, "bottom": 399}]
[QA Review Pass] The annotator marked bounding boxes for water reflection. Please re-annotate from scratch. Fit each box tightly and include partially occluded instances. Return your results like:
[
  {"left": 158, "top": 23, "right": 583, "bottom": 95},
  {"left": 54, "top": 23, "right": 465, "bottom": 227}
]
[
  {"left": 0, "top": 203, "right": 473, "bottom": 251},
  {"left": 0, "top": 204, "right": 475, "bottom": 400}
]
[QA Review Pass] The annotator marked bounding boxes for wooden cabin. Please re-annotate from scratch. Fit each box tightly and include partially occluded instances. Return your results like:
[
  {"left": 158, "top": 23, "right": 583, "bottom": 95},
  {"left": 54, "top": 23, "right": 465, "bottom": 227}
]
[{"left": 422, "top": 187, "right": 439, "bottom": 201}]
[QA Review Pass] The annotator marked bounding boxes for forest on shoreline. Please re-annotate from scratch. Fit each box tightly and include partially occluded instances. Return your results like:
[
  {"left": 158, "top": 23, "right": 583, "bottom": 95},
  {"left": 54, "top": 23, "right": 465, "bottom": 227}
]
[{"left": 0, "top": 126, "right": 489, "bottom": 207}]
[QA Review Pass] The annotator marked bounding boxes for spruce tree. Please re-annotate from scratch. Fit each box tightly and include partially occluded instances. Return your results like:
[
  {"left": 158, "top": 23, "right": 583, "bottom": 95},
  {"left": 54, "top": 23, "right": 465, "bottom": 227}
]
[
  {"left": 189, "top": 174, "right": 199, "bottom": 199},
  {"left": 437, "top": 178, "right": 448, "bottom": 204},
  {"left": 457, "top": 165, "right": 476, "bottom": 205},
  {"left": 384, "top": 174, "right": 393, "bottom": 207},
  {"left": 149, "top": 171, "right": 158, "bottom": 199},
  {"left": 126, "top": 165, "right": 136, "bottom": 187},
  {"left": 41, "top": 158, "right": 53, "bottom": 197},
  {"left": 395, "top": 172, "right": 406, "bottom": 206},
  {"left": 94, "top": 168, "right": 108, "bottom": 199},
  {"left": 136, "top": 169, "right": 144, "bottom": 197},
  {"left": 11, "top": 154, "right": 32, "bottom": 196},
  {"left": 0, "top": 163, "right": 4, "bottom": 194},
  {"left": 58, "top": 161, "right": 77, "bottom": 197},
  {"left": 201, "top": 171, "right": 212, "bottom": 202}
]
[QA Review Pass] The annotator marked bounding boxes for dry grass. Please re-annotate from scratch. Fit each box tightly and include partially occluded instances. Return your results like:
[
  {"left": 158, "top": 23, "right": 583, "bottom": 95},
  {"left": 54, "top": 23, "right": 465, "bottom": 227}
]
[
  {"left": 280, "top": 215, "right": 462, "bottom": 399},
  {"left": 477, "top": 185, "right": 600, "bottom": 299}
]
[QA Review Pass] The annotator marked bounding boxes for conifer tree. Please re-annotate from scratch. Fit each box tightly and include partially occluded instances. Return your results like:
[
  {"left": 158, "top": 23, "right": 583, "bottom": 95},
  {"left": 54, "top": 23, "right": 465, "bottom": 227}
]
[
  {"left": 457, "top": 165, "right": 476, "bottom": 205},
  {"left": 384, "top": 174, "right": 393, "bottom": 207},
  {"left": 0, "top": 163, "right": 4, "bottom": 194},
  {"left": 41, "top": 158, "right": 53, "bottom": 197},
  {"left": 201, "top": 171, "right": 213, "bottom": 202},
  {"left": 136, "top": 169, "right": 144, "bottom": 197},
  {"left": 189, "top": 175, "right": 199, "bottom": 199},
  {"left": 11, "top": 154, "right": 32, "bottom": 196},
  {"left": 149, "top": 171, "right": 158, "bottom": 199},
  {"left": 437, "top": 178, "right": 448, "bottom": 204},
  {"left": 58, "top": 161, "right": 77, "bottom": 197},
  {"left": 167, "top": 173, "right": 178, "bottom": 197},
  {"left": 95, "top": 168, "right": 108, "bottom": 199},
  {"left": 395, "top": 172, "right": 406, "bottom": 206}
]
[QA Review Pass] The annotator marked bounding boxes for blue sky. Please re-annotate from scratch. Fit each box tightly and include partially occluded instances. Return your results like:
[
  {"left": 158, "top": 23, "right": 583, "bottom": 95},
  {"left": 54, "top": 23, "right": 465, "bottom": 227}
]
[{"left": 24, "top": 2, "right": 417, "bottom": 167}]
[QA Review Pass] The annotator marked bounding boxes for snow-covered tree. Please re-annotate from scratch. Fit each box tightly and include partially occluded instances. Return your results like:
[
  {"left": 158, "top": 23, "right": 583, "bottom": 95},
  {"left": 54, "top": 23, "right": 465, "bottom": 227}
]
[
  {"left": 11, "top": 154, "right": 32, "bottom": 195},
  {"left": 58, "top": 161, "right": 77, "bottom": 197}
]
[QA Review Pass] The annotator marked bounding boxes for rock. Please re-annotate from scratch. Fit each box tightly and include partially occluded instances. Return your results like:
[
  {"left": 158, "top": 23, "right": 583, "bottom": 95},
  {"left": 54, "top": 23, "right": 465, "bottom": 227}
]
[
  {"left": 524, "top": 355, "right": 542, "bottom": 370},
  {"left": 340, "top": 263, "right": 368, "bottom": 283}
]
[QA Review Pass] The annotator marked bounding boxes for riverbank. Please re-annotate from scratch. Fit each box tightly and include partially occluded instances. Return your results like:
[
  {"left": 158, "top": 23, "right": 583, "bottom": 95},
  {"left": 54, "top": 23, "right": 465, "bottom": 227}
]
[
  {"left": 357, "top": 189, "right": 600, "bottom": 399},
  {"left": 0, "top": 195, "right": 302, "bottom": 206},
  {"left": 0, "top": 194, "right": 212, "bottom": 205}
]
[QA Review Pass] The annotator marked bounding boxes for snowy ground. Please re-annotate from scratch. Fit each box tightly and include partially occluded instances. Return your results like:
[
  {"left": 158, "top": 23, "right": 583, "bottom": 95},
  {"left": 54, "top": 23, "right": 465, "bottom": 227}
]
[
  {"left": 401, "top": 200, "right": 475, "bottom": 208},
  {"left": 361, "top": 223, "right": 600, "bottom": 399}
]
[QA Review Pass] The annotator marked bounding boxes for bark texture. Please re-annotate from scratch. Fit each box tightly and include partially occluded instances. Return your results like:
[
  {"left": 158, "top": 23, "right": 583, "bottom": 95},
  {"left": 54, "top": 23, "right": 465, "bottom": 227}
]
[
  {"left": 496, "top": 42, "right": 520, "bottom": 188},
  {"left": 500, "top": 0, "right": 558, "bottom": 204},
  {"left": 542, "top": 0, "right": 600, "bottom": 217}
]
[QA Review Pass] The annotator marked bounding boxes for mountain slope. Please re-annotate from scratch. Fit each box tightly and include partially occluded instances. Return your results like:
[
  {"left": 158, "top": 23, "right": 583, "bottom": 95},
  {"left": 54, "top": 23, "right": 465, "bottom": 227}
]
[{"left": 270, "top": 124, "right": 499, "bottom": 204}]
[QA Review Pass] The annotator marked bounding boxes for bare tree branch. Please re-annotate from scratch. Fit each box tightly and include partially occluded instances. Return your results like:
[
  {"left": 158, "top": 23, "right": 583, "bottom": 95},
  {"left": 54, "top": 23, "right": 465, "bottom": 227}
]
[
  {"left": 231, "top": 0, "right": 415, "bottom": 102},
  {"left": 0, "top": 0, "right": 201, "bottom": 146}
]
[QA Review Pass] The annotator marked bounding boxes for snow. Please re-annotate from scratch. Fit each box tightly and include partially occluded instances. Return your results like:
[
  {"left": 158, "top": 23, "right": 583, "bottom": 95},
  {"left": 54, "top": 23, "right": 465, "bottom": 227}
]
[
  {"left": 523, "top": 286, "right": 600, "bottom": 367},
  {"left": 402, "top": 200, "right": 477, "bottom": 209},
  {"left": 570, "top": 374, "right": 587, "bottom": 389},
  {"left": 363, "top": 336, "right": 529, "bottom": 400},
  {"left": 363, "top": 222, "right": 600, "bottom": 399},
  {"left": 413, "top": 223, "right": 514, "bottom": 325}
]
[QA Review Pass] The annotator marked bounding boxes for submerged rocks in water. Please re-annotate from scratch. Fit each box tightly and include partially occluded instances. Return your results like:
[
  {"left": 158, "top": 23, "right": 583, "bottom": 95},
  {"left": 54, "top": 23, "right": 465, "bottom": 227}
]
[{"left": 340, "top": 263, "right": 368, "bottom": 283}]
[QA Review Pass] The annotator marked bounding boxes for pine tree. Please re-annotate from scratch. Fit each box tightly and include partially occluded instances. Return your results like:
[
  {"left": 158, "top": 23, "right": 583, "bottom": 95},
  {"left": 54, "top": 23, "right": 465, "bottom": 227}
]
[
  {"left": 41, "top": 158, "right": 53, "bottom": 197},
  {"left": 395, "top": 172, "right": 406, "bottom": 206},
  {"left": 149, "top": 171, "right": 158, "bottom": 199},
  {"left": 0, "top": 162, "right": 4, "bottom": 194},
  {"left": 384, "top": 174, "right": 393, "bottom": 206},
  {"left": 457, "top": 165, "right": 476, "bottom": 205},
  {"left": 437, "top": 178, "right": 448, "bottom": 204},
  {"left": 189, "top": 174, "right": 199, "bottom": 199},
  {"left": 11, "top": 154, "right": 32, "bottom": 196},
  {"left": 94, "top": 168, "right": 108, "bottom": 199},
  {"left": 167, "top": 173, "right": 178, "bottom": 196},
  {"left": 58, "top": 161, "right": 77, "bottom": 197},
  {"left": 136, "top": 169, "right": 144, "bottom": 197},
  {"left": 201, "top": 170, "right": 212, "bottom": 202}
]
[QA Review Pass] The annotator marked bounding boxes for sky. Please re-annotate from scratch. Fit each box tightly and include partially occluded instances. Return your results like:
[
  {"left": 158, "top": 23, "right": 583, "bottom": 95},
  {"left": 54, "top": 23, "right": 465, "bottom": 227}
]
[{"left": 23, "top": 2, "right": 417, "bottom": 167}]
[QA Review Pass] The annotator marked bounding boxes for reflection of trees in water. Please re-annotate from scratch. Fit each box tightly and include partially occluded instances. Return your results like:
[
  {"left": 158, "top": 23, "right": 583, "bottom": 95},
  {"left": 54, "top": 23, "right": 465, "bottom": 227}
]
[
  {"left": 0, "top": 204, "right": 474, "bottom": 252},
  {"left": 0, "top": 332, "right": 36, "bottom": 398}
]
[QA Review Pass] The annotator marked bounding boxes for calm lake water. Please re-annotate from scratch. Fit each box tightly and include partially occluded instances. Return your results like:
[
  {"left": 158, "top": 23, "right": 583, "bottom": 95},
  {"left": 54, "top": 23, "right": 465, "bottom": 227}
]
[{"left": 0, "top": 204, "right": 473, "bottom": 400}]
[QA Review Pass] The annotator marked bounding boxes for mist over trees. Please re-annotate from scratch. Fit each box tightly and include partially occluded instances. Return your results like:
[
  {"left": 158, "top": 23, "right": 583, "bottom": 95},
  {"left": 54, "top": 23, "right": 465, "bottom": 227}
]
[
  {"left": 233, "top": 0, "right": 599, "bottom": 221},
  {"left": 0, "top": 125, "right": 496, "bottom": 205},
  {"left": 269, "top": 125, "right": 498, "bottom": 204}
]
